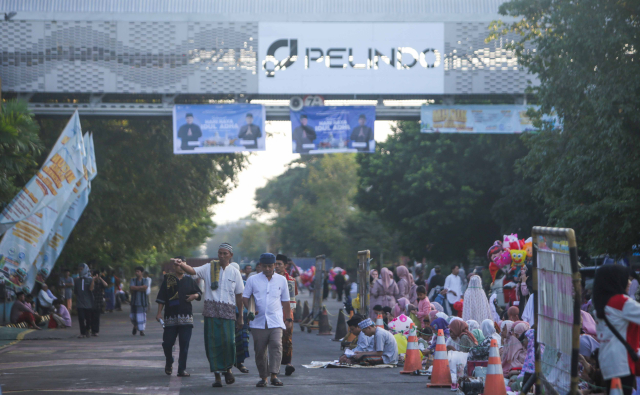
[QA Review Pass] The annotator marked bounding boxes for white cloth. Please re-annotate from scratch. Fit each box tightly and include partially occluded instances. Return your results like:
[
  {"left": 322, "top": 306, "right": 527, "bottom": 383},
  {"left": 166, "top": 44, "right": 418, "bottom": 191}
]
[
  {"left": 597, "top": 295, "right": 640, "bottom": 379},
  {"left": 462, "top": 275, "right": 493, "bottom": 323},
  {"left": 354, "top": 331, "right": 374, "bottom": 352},
  {"left": 522, "top": 294, "right": 535, "bottom": 325},
  {"left": 630, "top": 279, "right": 639, "bottom": 300},
  {"left": 38, "top": 289, "right": 55, "bottom": 308},
  {"left": 243, "top": 272, "right": 290, "bottom": 330},
  {"left": 444, "top": 274, "right": 462, "bottom": 305},
  {"left": 194, "top": 263, "right": 244, "bottom": 304},
  {"left": 145, "top": 278, "right": 152, "bottom": 296}
]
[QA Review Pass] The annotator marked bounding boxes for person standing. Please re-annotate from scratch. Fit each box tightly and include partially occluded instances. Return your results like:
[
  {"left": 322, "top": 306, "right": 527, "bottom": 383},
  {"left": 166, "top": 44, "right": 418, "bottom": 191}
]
[
  {"left": 74, "top": 263, "right": 95, "bottom": 338},
  {"left": 144, "top": 271, "right": 152, "bottom": 298},
  {"left": 369, "top": 268, "right": 400, "bottom": 320},
  {"left": 91, "top": 270, "right": 108, "bottom": 336},
  {"left": 334, "top": 270, "right": 345, "bottom": 302},
  {"left": 230, "top": 262, "right": 251, "bottom": 374},
  {"left": 156, "top": 256, "right": 202, "bottom": 377},
  {"left": 243, "top": 253, "right": 292, "bottom": 387},
  {"left": 175, "top": 243, "right": 244, "bottom": 387},
  {"left": 59, "top": 269, "right": 74, "bottom": 312},
  {"left": 444, "top": 265, "right": 462, "bottom": 316},
  {"left": 396, "top": 265, "right": 417, "bottom": 303},
  {"left": 275, "top": 254, "right": 298, "bottom": 376},
  {"left": 130, "top": 266, "right": 149, "bottom": 336}
]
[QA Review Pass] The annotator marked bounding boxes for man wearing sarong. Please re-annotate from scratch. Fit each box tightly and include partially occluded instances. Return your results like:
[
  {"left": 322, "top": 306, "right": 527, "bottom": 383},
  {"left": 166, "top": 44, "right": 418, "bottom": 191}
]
[
  {"left": 176, "top": 243, "right": 244, "bottom": 387},
  {"left": 130, "top": 266, "right": 149, "bottom": 336},
  {"left": 243, "top": 253, "right": 292, "bottom": 387},
  {"left": 275, "top": 254, "right": 298, "bottom": 376}
]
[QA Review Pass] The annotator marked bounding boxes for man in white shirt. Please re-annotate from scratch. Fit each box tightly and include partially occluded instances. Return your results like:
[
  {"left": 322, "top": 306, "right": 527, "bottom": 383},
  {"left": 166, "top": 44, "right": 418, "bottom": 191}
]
[
  {"left": 175, "top": 243, "right": 244, "bottom": 387},
  {"left": 144, "top": 271, "right": 152, "bottom": 296},
  {"left": 38, "top": 284, "right": 56, "bottom": 313},
  {"left": 243, "top": 253, "right": 292, "bottom": 387},
  {"left": 444, "top": 265, "right": 462, "bottom": 315}
]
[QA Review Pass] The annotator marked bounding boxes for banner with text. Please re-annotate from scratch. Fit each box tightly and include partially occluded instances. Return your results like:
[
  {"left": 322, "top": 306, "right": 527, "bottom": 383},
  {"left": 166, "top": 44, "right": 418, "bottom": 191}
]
[
  {"left": 173, "top": 104, "right": 266, "bottom": 154},
  {"left": 420, "top": 105, "right": 561, "bottom": 134},
  {"left": 0, "top": 112, "right": 86, "bottom": 292},
  {"left": 0, "top": 111, "right": 85, "bottom": 234},
  {"left": 290, "top": 106, "right": 376, "bottom": 154},
  {"left": 34, "top": 133, "right": 97, "bottom": 286}
]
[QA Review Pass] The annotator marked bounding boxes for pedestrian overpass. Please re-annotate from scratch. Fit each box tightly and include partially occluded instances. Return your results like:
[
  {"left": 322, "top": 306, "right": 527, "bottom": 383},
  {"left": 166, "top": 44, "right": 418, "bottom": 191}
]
[{"left": 0, "top": 0, "right": 533, "bottom": 120}]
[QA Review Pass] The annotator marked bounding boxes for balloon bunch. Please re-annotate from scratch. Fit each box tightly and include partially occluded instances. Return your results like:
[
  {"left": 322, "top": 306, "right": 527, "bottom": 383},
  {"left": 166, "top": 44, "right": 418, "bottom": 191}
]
[
  {"left": 300, "top": 266, "right": 316, "bottom": 288},
  {"left": 487, "top": 234, "right": 532, "bottom": 282}
]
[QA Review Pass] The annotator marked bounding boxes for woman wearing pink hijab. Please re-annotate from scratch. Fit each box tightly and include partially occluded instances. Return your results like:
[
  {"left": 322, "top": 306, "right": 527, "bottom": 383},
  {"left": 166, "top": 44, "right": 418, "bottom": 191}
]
[
  {"left": 396, "top": 265, "right": 417, "bottom": 304},
  {"left": 370, "top": 267, "right": 400, "bottom": 319},
  {"left": 580, "top": 310, "right": 597, "bottom": 339},
  {"left": 392, "top": 297, "right": 411, "bottom": 318}
]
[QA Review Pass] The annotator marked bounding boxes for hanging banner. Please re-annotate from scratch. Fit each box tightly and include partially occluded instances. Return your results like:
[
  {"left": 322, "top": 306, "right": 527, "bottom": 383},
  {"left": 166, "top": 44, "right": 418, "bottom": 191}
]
[
  {"left": 34, "top": 133, "right": 97, "bottom": 286},
  {"left": 0, "top": 112, "right": 86, "bottom": 292},
  {"left": 290, "top": 106, "right": 376, "bottom": 154},
  {"left": 0, "top": 111, "right": 85, "bottom": 234},
  {"left": 173, "top": 104, "right": 266, "bottom": 154},
  {"left": 420, "top": 105, "right": 561, "bottom": 134}
]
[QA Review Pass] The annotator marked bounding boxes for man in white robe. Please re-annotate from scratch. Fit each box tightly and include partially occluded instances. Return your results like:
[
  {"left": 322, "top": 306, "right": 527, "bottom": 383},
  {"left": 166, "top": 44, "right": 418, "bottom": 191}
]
[{"left": 444, "top": 265, "right": 462, "bottom": 315}]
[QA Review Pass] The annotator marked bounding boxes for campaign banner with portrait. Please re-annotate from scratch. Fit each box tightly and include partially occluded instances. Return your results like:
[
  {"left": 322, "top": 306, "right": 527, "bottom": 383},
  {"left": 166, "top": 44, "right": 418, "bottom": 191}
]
[
  {"left": 290, "top": 106, "right": 376, "bottom": 154},
  {"left": 173, "top": 104, "right": 266, "bottom": 154},
  {"left": 420, "top": 105, "right": 561, "bottom": 134}
]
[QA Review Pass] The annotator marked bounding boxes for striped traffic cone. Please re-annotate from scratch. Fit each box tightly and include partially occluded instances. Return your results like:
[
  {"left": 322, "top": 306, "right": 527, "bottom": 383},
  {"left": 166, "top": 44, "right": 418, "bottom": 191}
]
[
  {"left": 427, "top": 329, "right": 452, "bottom": 387},
  {"left": 376, "top": 314, "right": 384, "bottom": 328},
  {"left": 610, "top": 377, "right": 623, "bottom": 395},
  {"left": 484, "top": 339, "right": 507, "bottom": 395},
  {"left": 400, "top": 323, "right": 422, "bottom": 374}
]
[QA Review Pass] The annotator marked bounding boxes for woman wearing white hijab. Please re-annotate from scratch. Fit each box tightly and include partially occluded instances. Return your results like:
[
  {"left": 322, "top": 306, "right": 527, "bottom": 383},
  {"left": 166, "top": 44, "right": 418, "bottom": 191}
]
[
  {"left": 461, "top": 275, "right": 493, "bottom": 323},
  {"left": 481, "top": 319, "right": 501, "bottom": 347}
]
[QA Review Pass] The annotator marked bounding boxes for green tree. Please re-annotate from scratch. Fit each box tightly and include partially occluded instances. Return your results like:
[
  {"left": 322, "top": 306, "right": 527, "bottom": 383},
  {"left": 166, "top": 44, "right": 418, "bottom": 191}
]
[
  {"left": 36, "top": 117, "right": 246, "bottom": 271},
  {"left": 0, "top": 100, "right": 43, "bottom": 207},
  {"left": 490, "top": 0, "right": 640, "bottom": 255},
  {"left": 356, "top": 121, "right": 544, "bottom": 263}
]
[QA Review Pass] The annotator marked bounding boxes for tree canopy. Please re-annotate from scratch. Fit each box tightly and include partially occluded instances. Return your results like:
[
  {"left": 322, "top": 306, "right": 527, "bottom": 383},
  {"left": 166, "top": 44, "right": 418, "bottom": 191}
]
[{"left": 490, "top": 0, "right": 640, "bottom": 255}]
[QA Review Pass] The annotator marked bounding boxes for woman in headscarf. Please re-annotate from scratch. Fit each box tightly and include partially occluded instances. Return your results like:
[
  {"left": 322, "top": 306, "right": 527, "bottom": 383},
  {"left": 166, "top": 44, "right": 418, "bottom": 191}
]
[
  {"left": 431, "top": 302, "right": 444, "bottom": 313},
  {"left": 462, "top": 275, "right": 493, "bottom": 324},
  {"left": 481, "top": 319, "right": 501, "bottom": 347},
  {"left": 369, "top": 267, "right": 399, "bottom": 319},
  {"left": 396, "top": 266, "right": 417, "bottom": 303},
  {"left": 593, "top": 264, "right": 640, "bottom": 395},
  {"left": 500, "top": 322, "right": 529, "bottom": 375},
  {"left": 466, "top": 320, "right": 483, "bottom": 343},
  {"left": 369, "top": 269, "right": 379, "bottom": 286},
  {"left": 580, "top": 310, "right": 597, "bottom": 339},
  {"left": 429, "top": 310, "right": 439, "bottom": 324},
  {"left": 467, "top": 320, "right": 480, "bottom": 331},
  {"left": 448, "top": 320, "right": 478, "bottom": 352},
  {"left": 392, "top": 297, "right": 410, "bottom": 319},
  {"left": 500, "top": 320, "right": 514, "bottom": 346}
]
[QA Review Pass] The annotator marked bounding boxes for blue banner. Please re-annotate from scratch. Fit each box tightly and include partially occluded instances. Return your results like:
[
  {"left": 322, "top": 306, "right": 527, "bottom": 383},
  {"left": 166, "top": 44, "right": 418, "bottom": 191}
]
[
  {"left": 173, "top": 104, "right": 266, "bottom": 154},
  {"left": 420, "top": 105, "right": 561, "bottom": 134},
  {"left": 290, "top": 106, "right": 376, "bottom": 154}
]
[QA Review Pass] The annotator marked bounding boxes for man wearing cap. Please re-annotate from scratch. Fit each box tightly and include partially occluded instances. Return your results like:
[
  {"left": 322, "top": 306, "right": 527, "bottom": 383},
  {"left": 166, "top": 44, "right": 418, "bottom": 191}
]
[
  {"left": 174, "top": 243, "right": 244, "bottom": 387},
  {"left": 243, "top": 253, "right": 292, "bottom": 387},
  {"left": 238, "top": 113, "right": 262, "bottom": 149},
  {"left": 292, "top": 114, "right": 316, "bottom": 154},
  {"left": 274, "top": 254, "right": 298, "bottom": 376},
  {"left": 348, "top": 318, "right": 398, "bottom": 366},
  {"left": 349, "top": 114, "right": 373, "bottom": 152},
  {"left": 177, "top": 113, "right": 202, "bottom": 151}
]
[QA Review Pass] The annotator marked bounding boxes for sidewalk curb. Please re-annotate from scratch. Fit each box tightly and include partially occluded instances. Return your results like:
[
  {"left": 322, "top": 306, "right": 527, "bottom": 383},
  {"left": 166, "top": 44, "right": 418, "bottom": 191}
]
[{"left": 0, "top": 328, "right": 34, "bottom": 351}]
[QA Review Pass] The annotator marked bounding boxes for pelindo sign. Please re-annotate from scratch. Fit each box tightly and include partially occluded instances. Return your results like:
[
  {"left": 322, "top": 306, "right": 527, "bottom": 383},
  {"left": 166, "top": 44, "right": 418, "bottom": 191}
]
[{"left": 258, "top": 23, "right": 445, "bottom": 94}]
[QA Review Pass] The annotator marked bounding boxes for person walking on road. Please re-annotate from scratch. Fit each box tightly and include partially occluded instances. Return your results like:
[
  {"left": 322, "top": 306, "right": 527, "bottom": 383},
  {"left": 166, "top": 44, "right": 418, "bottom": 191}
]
[
  {"left": 91, "top": 270, "right": 108, "bottom": 336},
  {"left": 175, "top": 243, "right": 244, "bottom": 387},
  {"left": 156, "top": 256, "right": 202, "bottom": 377},
  {"left": 74, "top": 263, "right": 94, "bottom": 338},
  {"left": 130, "top": 266, "right": 149, "bottom": 336},
  {"left": 275, "top": 254, "right": 298, "bottom": 376},
  {"left": 243, "top": 253, "right": 292, "bottom": 387},
  {"left": 59, "top": 269, "right": 74, "bottom": 312}
]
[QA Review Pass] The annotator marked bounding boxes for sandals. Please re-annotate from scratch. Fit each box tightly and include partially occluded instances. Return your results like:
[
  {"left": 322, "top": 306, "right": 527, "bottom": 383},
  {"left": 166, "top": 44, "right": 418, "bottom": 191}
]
[
  {"left": 236, "top": 363, "right": 249, "bottom": 374},
  {"left": 223, "top": 371, "right": 235, "bottom": 385},
  {"left": 132, "top": 327, "right": 137, "bottom": 335},
  {"left": 256, "top": 379, "right": 268, "bottom": 387},
  {"left": 165, "top": 365, "right": 172, "bottom": 375},
  {"left": 270, "top": 377, "right": 284, "bottom": 387},
  {"left": 177, "top": 371, "right": 190, "bottom": 377},
  {"left": 212, "top": 382, "right": 223, "bottom": 388},
  {"left": 285, "top": 365, "right": 295, "bottom": 376}
]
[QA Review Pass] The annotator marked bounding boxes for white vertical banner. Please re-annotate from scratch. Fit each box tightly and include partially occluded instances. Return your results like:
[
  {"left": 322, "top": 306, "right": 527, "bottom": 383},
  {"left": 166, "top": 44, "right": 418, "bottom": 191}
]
[
  {"left": 0, "top": 112, "right": 86, "bottom": 292},
  {"left": 0, "top": 111, "right": 85, "bottom": 234}
]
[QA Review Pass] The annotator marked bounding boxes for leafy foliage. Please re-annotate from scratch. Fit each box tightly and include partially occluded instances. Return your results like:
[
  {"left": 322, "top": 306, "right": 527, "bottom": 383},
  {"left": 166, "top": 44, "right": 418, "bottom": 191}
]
[
  {"left": 356, "top": 121, "right": 544, "bottom": 263},
  {"left": 36, "top": 117, "right": 246, "bottom": 272},
  {"left": 490, "top": 0, "right": 640, "bottom": 255},
  {"left": 0, "top": 101, "right": 43, "bottom": 207}
]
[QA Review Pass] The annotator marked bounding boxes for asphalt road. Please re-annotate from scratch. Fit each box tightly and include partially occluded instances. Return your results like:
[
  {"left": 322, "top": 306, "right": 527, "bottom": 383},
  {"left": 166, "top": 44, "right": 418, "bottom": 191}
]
[{"left": 0, "top": 289, "right": 451, "bottom": 394}]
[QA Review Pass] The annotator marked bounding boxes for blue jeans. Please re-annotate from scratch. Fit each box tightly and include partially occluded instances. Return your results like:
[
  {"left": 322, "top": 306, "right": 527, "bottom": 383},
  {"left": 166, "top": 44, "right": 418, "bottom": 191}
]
[{"left": 162, "top": 325, "right": 193, "bottom": 374}]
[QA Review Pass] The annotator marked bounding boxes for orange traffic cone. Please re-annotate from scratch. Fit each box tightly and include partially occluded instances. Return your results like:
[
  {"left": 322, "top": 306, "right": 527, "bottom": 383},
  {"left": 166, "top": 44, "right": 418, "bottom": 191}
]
[
  {"left": 376, "top": 314, "right": 384, "bottom": 328},
  {"left": 610, "top": 377, "right": 623, "bottom": 395},
  {"left": 427, "top": 329, "right": 452, "bottom": 387},
  {"left": 484, "top": 339, "right": 507, "bottom": 395},
  {"left": 400, "top": 323, "right": 422, "bottom": 374}
]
